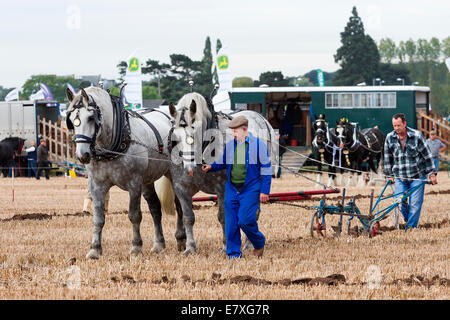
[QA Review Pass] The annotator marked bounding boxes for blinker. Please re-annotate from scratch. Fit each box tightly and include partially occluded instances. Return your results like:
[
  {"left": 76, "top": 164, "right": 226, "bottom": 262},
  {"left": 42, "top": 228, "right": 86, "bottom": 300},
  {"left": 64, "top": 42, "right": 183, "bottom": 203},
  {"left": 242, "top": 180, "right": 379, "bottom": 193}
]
[
  {"left": 186, "top": 136, "right": 194, "bottom": 145},
  {"left": 73, "top": 117, "right": 81, "bottom": 127}
]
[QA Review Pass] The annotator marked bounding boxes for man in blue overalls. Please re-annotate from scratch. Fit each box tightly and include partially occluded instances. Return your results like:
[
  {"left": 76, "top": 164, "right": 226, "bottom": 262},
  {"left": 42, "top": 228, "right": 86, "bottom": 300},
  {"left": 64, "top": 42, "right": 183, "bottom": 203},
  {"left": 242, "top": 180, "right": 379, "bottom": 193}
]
[{"left": 202, "top": 115, "right": 272, "bottom": 258}]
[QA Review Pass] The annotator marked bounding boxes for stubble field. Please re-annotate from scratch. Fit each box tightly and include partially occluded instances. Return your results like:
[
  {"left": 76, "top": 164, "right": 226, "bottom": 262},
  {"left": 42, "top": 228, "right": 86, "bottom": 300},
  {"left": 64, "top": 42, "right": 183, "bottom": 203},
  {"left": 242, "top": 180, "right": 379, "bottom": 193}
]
[{"left": 0, "top": 173, "right": 449, "bottom": 299}]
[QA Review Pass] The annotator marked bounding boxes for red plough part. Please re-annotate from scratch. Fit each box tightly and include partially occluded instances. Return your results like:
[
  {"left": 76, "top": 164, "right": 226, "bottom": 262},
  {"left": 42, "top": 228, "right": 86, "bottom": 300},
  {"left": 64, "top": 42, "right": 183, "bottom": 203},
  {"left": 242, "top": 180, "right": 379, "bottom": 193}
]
[{"left": 192, "top": 189, "right": 340, "bottom": 202}]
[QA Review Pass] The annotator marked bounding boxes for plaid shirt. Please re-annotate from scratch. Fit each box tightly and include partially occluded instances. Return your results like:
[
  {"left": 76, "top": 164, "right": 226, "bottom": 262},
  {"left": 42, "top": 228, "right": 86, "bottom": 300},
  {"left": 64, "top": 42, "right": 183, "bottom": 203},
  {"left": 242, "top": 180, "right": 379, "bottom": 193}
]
[{"left": 384, "top": 127, "right": 435, "bottom": 179}]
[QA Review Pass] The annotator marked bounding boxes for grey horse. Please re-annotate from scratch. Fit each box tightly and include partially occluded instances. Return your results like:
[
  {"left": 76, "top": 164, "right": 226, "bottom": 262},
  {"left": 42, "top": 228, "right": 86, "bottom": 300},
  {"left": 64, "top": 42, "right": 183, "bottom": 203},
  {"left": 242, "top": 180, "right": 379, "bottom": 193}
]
[
  {"left": 168, "top": 92, "right": 278, "bottom": 255},
  {"left": 65, "top": 86, "right": 183, "bottom": 259}
]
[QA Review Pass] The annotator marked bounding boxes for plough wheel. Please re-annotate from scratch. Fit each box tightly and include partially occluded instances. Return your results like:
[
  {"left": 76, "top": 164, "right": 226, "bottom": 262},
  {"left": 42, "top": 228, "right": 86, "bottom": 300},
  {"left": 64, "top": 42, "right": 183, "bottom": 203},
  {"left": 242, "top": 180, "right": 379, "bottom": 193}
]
[
  {"left": 311, "top": 210, "right": 326, "bottom": 238},
  {"left": 369, "top": 221, "right": 381, "bottom": 238}
]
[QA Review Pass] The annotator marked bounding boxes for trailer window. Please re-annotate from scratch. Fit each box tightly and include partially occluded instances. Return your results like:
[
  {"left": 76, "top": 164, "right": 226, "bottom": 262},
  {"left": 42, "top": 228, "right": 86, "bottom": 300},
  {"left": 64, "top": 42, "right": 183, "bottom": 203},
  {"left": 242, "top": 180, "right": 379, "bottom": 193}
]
[{"left": 325, "top": 92, "right": 396, "bottom": 109}]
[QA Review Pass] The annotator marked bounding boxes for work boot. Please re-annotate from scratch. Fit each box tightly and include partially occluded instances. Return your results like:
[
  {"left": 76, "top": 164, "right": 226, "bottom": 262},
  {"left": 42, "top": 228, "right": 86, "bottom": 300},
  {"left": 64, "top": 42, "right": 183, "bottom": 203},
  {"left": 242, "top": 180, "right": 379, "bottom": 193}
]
[{"left": 253, "top": 247, "right": 264, "bottom": 258}]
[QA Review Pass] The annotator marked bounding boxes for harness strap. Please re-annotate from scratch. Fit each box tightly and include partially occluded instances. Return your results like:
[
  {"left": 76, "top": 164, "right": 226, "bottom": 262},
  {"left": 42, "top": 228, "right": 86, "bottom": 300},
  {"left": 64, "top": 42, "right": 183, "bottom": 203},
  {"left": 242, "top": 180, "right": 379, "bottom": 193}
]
[{"left": 128, "top": 110, "right": 164, "bottom": 154}]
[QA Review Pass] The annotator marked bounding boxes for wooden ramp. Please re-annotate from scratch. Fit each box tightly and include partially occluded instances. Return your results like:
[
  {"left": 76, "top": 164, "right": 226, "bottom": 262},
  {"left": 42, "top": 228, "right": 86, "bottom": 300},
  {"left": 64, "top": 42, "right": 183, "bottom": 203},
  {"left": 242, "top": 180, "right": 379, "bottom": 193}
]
[
  {"left": 281, "top": 146, "right": 312, "bottom": 171},
  {"left": 38, "top": 116, "right": 82, "bottom": 172},
  {"left": 417, "top": 112, "right": 450, "bottom": 162}
]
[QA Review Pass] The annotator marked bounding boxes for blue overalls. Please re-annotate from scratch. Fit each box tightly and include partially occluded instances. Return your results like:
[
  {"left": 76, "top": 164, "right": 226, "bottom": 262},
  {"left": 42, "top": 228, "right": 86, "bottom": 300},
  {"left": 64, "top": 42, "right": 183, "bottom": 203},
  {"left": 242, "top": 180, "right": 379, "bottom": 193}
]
[{"left": 210, "top": 133, "right": 272, "bottom": 258}]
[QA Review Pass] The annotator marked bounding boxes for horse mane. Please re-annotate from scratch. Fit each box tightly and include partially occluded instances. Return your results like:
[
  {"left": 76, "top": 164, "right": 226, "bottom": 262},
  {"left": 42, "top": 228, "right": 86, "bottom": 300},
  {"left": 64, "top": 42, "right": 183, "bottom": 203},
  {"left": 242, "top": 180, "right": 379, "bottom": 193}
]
[
  {"left": 1, "top": 137, "right": 22, "bottom": 142},
  {"left": 176, "top": 92, "right": 212, "bottom": 125}
]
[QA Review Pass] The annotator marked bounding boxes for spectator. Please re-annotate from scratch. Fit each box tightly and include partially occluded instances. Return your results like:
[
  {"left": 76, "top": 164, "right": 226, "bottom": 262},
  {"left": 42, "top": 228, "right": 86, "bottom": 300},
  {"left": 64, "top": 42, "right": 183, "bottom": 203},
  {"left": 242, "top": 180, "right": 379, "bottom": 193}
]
[
  {"left": 36, "top": 140, "right": 50, "bottom": 180},
  {"left": 274, "top": 134, "right": 288, "bottom": 178},
  {"left": 25, "top": 141, "right": 38, "bottom": 178},
  {"left": 384, "top": 113, "right": 437, "bottom": 231},
  {"left": 426, "top": 130, "right": 446, "bottom": 175}
]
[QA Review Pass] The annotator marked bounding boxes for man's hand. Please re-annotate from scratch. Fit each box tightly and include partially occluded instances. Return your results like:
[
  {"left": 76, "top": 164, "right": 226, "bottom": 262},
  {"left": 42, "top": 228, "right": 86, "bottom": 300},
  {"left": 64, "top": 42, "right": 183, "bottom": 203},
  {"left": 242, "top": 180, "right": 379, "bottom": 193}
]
[
  {"left": 202, "top": 164, "right": 211, "bottom": 173},
  {"left": 260, "top": 193, "right": 269, "bottom": 203},
  {"left": 386, "top": 175, "right": 395, "bottom": 184},
  {"left": 430, "top": 174, "right": 437, "bottom": 185}
]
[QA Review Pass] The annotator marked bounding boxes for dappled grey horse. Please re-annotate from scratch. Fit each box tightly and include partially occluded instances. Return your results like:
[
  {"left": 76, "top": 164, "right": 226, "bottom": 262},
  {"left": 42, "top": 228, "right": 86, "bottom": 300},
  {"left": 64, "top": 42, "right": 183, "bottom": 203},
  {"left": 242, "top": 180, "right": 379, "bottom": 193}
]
[
  {"left": 168, "top": 92, "right": 278, "bottom": 255},
  {"left": 65, "top": 86, "right": 182, "bottom": 259}
]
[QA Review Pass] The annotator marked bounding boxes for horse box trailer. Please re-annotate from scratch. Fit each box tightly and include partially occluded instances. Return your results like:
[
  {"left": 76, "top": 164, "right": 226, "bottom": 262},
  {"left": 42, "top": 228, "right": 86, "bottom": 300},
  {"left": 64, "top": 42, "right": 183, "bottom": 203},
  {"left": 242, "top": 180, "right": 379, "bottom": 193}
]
[{"left": 0, "top": 100, "right": 60, "bottom": 148}]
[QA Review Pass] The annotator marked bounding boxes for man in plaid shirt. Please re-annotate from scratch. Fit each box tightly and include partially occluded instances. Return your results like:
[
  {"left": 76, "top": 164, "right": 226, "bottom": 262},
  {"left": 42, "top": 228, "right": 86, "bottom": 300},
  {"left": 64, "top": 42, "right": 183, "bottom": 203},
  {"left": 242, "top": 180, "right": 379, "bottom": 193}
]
[{"left": 384, "top": 113, "right": 437, "bottom": 230}]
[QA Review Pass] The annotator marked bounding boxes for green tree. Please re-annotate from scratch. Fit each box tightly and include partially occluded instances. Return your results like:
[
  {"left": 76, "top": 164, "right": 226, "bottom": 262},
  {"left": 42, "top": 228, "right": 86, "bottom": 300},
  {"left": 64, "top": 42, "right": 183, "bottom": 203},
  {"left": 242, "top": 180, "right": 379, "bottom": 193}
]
[
  {"left": 379, "top": 38, "right": 397, "bottom": 63},
  {"left": 396, "top": 41, "right": 407, "bottom": 63},
  {"left": 303, "top": 69, "right": 337, "bottom": 86},
  {"left": 232, "top": 77, "right": 254, "bottom": 87},
  {"left": 197, "top": 36, "right": 214, "bottom": 97},
  {"left": 254, "top": 71, "right": 289, "bottom": 87},
  {"left": 213, "top": 38, "right": 222, "bottom": 85},
  {"left": 117, "top": 61, "right": 128, "bottom": 83},
  {"left": 442, "top": 36, "right": 450, "bottom": 58},
  {"left": 142, "top": 85, "right": 162, "bottom": 100},
  {"left": 333, "top": 7, "right": 380, "bottom": 85},
  {"left": 404, "top": 39, "right": 417, "bottom": 62},
  {"left": 294, "top": 77, "right": 314, "bottom": 87},
  {"left": 21, "top": 75, "right": 80, "bottom": 102},
  {"left": 0, "top": 85, "right": 14, "bottom": 101}
]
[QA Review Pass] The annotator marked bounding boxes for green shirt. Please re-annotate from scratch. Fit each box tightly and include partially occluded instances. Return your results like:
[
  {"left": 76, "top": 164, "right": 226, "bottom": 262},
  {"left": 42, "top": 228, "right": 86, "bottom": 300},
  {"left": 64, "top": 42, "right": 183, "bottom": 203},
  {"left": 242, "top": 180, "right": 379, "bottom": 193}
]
[{"left": 230, "top": 141, "right": 248, "bottom": 184}]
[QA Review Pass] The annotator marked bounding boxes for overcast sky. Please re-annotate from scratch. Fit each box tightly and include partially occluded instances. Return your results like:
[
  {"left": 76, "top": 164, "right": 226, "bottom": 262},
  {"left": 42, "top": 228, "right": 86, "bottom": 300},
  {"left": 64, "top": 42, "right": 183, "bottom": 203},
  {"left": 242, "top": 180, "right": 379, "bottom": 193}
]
[{"left": 1, "top": 0, "right": 449, "bottom": 88}]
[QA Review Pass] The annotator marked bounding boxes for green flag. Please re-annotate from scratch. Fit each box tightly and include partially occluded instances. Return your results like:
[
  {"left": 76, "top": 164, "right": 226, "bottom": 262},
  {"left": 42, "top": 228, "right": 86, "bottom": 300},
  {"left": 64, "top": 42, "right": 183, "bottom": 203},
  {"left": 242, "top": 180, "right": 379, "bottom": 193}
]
[{"left": 316, "top": 69, "right": 325, "bottom": 87}]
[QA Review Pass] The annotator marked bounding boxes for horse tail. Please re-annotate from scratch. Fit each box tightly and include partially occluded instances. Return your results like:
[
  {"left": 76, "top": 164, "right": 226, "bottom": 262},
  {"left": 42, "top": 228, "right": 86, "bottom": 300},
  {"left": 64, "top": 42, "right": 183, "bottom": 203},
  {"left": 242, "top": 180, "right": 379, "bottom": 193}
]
[{"left": 154, "top": 176, "right": 176, "bottom": 216}]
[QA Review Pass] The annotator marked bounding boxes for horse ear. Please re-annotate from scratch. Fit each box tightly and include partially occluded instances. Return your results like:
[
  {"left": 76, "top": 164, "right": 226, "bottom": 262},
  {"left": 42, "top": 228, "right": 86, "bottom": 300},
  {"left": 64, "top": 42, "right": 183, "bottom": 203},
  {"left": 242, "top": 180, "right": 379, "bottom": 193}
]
[
  {"left": 81, "top": 88, "right": 89, "bottom": 102},
  {"left": 189, "top": 99, "right": 196, "bottom": 114},
  {"left": 335, "top": 120, "right": 339, "bottom": 125},
  {"left": 66, "top": 88, "right": 74, "bottom": 102},
  {"left": 169, "top": 103, "right": 177, "bottom": 118}
]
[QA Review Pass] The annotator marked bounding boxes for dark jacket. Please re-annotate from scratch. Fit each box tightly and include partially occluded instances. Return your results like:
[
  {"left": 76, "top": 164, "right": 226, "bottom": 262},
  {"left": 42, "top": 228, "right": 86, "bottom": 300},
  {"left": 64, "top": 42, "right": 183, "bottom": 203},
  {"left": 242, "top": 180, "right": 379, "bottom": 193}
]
[
  {"left": 37, "top": 144, "right": 49, "bottom": 162},
  {"left": 209, "top": 133, "right": 272, "bottom": 195}
]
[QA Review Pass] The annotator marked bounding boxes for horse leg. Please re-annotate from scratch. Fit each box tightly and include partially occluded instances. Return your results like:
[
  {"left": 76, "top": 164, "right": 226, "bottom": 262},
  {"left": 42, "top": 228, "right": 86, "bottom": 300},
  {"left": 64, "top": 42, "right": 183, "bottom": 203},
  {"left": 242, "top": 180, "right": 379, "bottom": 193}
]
[
  {"left": 174, "top": 195, "right": 186, "bottom": 252},
  {"left": 316, "top": 155, "right": 323, "bottom": 184},
  {"left": 125, "top": 182, "right": 144, "bottom": 255},
  {"left": 173, "top": 186, "right": 197, "bottom": 255},
  {"left": 142, "top": 183, "right": 165, "bottom": 254},
  {"left": 327, "top": 165, "right": 336, "bottom": 187},
  {"left": 216, "top": 190, "right": 226, "bottom": 252},
  {"left": 86, "top": 181, "right": 109, "bottom": 259},
  {"left": 357, "top": 160, "right": 365, "bottom": 186}
]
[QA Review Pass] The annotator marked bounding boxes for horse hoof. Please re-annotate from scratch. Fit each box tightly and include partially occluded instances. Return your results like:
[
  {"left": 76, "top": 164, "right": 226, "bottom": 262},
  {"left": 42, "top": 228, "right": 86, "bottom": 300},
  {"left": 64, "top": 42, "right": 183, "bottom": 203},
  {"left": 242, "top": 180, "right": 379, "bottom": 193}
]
[
  {"left": 183, "top": 247, "right": 197, "bottom": 256},
  {"left": 130, "top": 246, "right": 143, "bottom": 256},
  {"left": 150, "top": 242, "right": 165, "bottom": 253},
  {"left": 86, "top": 249, "right": 101, "bottom": 260},
  {"left": 176, "top": 239, "right": 186, "bottom": 252}
]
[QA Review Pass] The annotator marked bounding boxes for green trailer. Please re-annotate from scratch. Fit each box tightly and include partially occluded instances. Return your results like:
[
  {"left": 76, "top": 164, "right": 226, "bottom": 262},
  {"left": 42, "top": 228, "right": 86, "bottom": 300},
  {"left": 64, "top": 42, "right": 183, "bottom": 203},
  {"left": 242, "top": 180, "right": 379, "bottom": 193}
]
[{"left": 222, "top": 85, "right": 430, "bottom": 146}]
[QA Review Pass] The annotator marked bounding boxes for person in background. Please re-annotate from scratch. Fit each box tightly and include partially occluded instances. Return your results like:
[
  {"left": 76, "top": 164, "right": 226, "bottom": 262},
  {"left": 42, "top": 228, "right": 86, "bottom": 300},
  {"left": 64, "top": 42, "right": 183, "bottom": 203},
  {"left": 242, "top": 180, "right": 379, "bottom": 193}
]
[
  {"left": 274, "top": 133, "right": 288, "bottom": 178},
  {"left": 36, "top": 140, "right": 50, "bottom": 180},
  {"left": 83, "top": 187, "right": 110, "bottom": 215},
  {"left": 202, "top": 115, "right": 271, "bottom": 259},
  {"left": 384, "top": 113, "right": 437, "bottom": 231},
  {"left": 426, "top": 130, "right": 446, "bottom": 176},
  {"left": 26, "top": 141, "right": 38, "bottom": 178}
]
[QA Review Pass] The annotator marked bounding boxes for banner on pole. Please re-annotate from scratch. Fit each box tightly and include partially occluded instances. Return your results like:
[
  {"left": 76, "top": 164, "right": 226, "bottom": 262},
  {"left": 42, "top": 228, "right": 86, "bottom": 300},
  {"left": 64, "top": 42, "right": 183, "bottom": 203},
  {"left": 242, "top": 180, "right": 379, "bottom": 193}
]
[
  {"left": 5, "top": 88, "right": 19, "bottom": 101},
  {"left": 316, "top": 69, "right": 325, "bottom": 87},
  {"left": 216, "top": 46, "right": 232, "bottom": 92},
  {"left": 40, "top": 83, "right": 54, "bottom": 100},
  {"left": 123, "top": 49, "right": 143, "bottom": 110}
]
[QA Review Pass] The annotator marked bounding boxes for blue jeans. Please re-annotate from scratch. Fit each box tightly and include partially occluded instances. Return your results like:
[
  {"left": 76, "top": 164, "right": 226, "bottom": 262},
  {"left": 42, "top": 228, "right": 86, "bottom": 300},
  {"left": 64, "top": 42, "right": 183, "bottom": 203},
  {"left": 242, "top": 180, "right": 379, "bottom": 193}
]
[
  {"left": 224, "top": 182, "right": 265, "bottom": 258},
  {"left": 394, "top": 177, "right": 426, "bottom": 230},
  {"left": 433, "top": 157, "right": 439, "bottom": 174},
  {"left": 28, "top": 159, "right": 37, "bottom": 177}
]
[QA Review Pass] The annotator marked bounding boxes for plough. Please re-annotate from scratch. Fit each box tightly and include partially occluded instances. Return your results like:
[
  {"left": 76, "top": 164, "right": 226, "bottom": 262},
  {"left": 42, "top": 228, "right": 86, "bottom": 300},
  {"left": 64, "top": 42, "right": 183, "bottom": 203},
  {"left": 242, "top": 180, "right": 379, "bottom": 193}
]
[
  {"left": 192, "top": 188, "right": 340, "bottom": 202},
  {"left": 310, "top": 180, "right": 431, "bottom": 238}
]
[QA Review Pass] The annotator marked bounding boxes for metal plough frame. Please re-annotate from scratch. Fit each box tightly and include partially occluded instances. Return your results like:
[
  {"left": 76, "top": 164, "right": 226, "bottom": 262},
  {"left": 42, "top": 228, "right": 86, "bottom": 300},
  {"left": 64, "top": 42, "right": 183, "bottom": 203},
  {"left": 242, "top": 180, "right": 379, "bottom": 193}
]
[{"left": 310, "top": 180, "right": 430, "bottom": 238}]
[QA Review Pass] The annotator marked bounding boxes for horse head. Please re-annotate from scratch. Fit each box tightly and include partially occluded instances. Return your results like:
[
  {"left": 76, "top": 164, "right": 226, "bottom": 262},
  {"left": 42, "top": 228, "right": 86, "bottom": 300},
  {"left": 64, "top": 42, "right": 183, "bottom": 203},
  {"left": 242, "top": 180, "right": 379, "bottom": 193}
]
[
  {"left": 66, "top": 87, "right": 108, "bottom": 164},
  {"left": 312, "top": 114, "right": 329, "bottom": 147},
  {"left": 169, "top": 92, "right": 212, "bottom": 176},
  {"left": 335, "top": 118, "right": 356, "bottom": 148}
]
